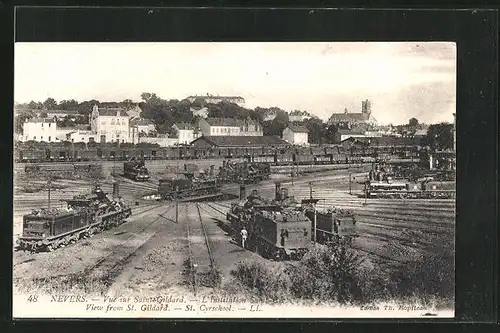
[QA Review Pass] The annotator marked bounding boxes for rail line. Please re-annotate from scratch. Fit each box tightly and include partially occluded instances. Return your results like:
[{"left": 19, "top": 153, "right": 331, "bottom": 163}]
[
  {"left": 79, "top": 203, "right": 175, "bottom": 293},
  {"left": 184, "top": 203, "right": 218, "bottom": 294}
]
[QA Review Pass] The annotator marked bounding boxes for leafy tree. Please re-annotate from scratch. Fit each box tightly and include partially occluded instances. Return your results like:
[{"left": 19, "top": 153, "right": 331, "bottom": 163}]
[
  {"left": 14, "top": 112, "right": 34, "bottom": 133},
  {"left": 263, "top": 110, "right": 289, "bottom": 137},
  {"left": 58, "top": 99, "right": 79, "bottom": 111},
  {"left": 324, "top": 124, "right": 339, "bottom": 144},
  {"left": 423, "top": 123, "right": 453, "bottom": 150},
  {"left": 28, "top": 101, "right": 43, "bottom": 110},
  {"left": 77, "top": 100, "right": 100, "bottom": 116},
  {"left": 39, "top": 111, "right": 48, "bottom": 118},
  {"left": 303, "top": 118, "right": 326, "bottom": 144},
  {"left": 409, "top": 118, "right": 419, "bottom": 127},
  {"left": 42, "top": 97, "right": 58, "bottom": 110}
]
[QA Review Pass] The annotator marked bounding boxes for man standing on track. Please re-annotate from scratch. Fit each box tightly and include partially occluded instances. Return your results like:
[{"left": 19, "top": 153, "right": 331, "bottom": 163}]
[{"left": 240, "top": 227, "right": 248, "bottom": 249}]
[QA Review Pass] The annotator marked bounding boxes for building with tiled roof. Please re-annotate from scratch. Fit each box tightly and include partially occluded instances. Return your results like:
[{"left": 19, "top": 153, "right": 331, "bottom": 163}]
[
  {"left": 327, "top": 99, "right": 377, "bottom": 128},
  {"left": 21, "top": 118, "right": 57, "bottom": 142},
  {"left": 90, "top": 105, "right": 130, "bottom": 143},
  {"left": 191, "top": 135, "right": 289, "bottom": 149},
  {"left": 186, "top": 94, "right": 245, "bottom": 106},
  {"left": 172, "top": 123, "right": 201, "bottom": 145},
  {"left": 288, "top": 110, "right": 312, "bottom": 122},
  {"left": 282, "top": 125, "right": 309, "bottom": 146},
  {"left": 199, "top": 117, "right": 263, "bottom": 137}
]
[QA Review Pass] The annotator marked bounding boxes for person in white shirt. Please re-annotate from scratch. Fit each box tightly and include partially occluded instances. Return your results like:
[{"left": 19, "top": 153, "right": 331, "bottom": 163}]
[{"left": 240, "top": 227, "right": 248, "bottom": 249}]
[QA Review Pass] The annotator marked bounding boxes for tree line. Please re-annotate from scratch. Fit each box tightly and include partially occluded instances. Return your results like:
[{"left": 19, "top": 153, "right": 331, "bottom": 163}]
[{"left": 15, "top": 94, "right": 454, "bottom": 150}]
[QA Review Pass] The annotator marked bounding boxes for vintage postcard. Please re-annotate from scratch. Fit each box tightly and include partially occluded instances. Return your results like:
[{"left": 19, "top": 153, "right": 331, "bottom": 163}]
[{"left": 13, "top": 42, "right": 456, "bottom": 318}]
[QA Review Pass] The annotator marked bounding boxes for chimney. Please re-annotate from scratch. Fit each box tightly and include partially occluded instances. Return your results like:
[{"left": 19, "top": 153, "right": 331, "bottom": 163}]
[
  {"left": 275, "top": 182, "right": 282, "bottom": 201},
  {"left": 112, "top": 181, "right": 119, "bottom": 197},
  {"left": 239, "top": 185, "right": 246, "bottom": 200}
]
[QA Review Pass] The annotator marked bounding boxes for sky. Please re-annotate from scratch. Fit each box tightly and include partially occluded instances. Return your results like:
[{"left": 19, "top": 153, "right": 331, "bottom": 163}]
[{"left": 14, "top": 42, "right": 456, "bottom": 125}]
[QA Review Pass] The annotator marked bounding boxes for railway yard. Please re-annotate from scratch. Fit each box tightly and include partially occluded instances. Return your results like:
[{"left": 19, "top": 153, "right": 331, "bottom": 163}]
[{"left": 13, "top": 159, "right": 455, "bottom": 306}]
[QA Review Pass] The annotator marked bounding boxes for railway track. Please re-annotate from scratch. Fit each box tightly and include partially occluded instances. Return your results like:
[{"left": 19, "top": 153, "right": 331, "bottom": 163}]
[
  {"left": 75, "top": 203, "right": 176, "bottom": 293},
  {"left": 184, "top": 203, "right": 218, "bottom": 294}
]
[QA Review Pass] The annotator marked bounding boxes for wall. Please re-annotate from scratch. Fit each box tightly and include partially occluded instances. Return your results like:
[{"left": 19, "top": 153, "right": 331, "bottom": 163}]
[
  {"left": 67, "top": 131, "right": 97, "bottom": 143},
  {"left": 282, "top": 128, "right": 308, "bottom": 145},
  {"left": 22, "top": 121, "right": 58, "bottom": 142},
  {"left": 178, "top": 129, "right": 195, "bottom": 144},
  {"left": 140, "top": 136, "right": 178, "bottom": 147},
  {"left": 211, "top": 126, "right": 240, "bottom": 136},
  {"left": 98, "top": 116, "right": 130, "bottom": 143}
]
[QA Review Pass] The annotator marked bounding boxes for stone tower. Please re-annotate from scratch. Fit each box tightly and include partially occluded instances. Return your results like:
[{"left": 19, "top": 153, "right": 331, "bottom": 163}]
[{"left": 361, "top": 99, "right": 372, "bottom": 115}]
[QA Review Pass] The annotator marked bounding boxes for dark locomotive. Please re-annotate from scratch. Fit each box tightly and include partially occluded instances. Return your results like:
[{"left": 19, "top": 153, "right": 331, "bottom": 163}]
[
  {"left": 226, "top": 183, "right": 359, "bottom": 260},
  {"left": 364, "top": 163, "right": 456, "bottom": 199},
  {"left": 227, "top": 187, "right": 311, "bottom": 260},
  {"left": 157, "top": 172, "right": 223, "bottom": 202},
  {"left": 17, "top": 185, "right": 132, "bottom": 253},
  {"left": 123, "top": 158, "right": 150, "bottom": 181},
  {"left": 217, "top": 160, "right": 271, "bottom": 184}
]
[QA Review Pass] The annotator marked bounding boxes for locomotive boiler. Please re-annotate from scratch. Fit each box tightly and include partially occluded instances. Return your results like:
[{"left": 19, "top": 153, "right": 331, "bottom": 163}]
[
  {"left": 17, "top": 185, "right": 132, "bottom": 253},
  {"left": 157, "top": 171, "right": 223, "bottom": 202},
  {"left": 227, "top": 187, "right": 310, "bottom": 260},
  {"left": 123, "top": 158, "right": 150, "bottom": 181}
]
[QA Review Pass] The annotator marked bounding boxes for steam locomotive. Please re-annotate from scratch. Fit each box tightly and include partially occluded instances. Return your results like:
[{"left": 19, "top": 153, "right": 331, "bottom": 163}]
[
  {"left": 123, "top": 158, "right": 150, "bottom": 181},
  {"left": 226, "top": 183, "right": 358, "bottom": 260},
  {"left": 17, "top": 186, "right": 132, "bottom": 252}
]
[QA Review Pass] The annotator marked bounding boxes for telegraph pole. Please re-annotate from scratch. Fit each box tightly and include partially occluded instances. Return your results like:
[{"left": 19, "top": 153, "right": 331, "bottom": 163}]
[
  {"left": 349, "top": 170, "right": 352, "bottom": 195},
  {"left": 363, "top": 180, "right": 368, "bottom": 205},
  {"left": 47, "top": 178, "right": 52, "bottom": 209},
  {"left": 308, "top": 182, "right": 317, "bottom": 243}
]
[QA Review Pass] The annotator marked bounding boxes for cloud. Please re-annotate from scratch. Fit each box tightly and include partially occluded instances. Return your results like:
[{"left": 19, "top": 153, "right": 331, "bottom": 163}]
[{"left": 14, "top": 42, "right": 456, "bottom": 124}]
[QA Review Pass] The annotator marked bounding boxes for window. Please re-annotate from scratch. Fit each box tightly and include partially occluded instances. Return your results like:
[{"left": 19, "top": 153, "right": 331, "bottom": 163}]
[
  {"left": 41, "top": 123, "right": 44, "bottom": 127},
  {"left": 111, "top": 119, "right": 115, "bottom": 125},
  {"left": 48, "top": 136, "right": 51, "bottom": 142},
  {"left": 33, "top": 136, "right": 36, "bottom": 140},
  {"left": 48, "top": 123, "right": 51, "bottom": 127},
  {"left": 41, "top": 136, "right": 43, "bottom": 141}
]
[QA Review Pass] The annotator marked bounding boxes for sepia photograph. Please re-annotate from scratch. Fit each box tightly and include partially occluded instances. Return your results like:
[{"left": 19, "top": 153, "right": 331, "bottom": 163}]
[{"left": 13, "top": 42, "right": 456, "bottom": 318}]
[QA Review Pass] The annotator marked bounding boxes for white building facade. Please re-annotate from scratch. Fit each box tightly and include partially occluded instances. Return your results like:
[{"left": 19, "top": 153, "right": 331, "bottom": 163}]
[
  {"left": 198, "top": 118, "right": 263, "bottom": 137},
  {"left": 282, "top": 125, "right": 309, "bottom": 146},
  {"left": 172, "top": 123, "right": 201, "bottom": 145},
  {"left": 90, "top": 105, "right": 130, "bottom": 143},
  {"left": 22, "top": 118, "right": 58, "bottom": 142},
  {"left": 66, "top": 130, "right": 97, "bottom": 143}
]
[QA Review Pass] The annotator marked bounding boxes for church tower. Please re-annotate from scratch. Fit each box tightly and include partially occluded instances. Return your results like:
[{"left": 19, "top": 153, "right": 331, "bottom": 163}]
[{"left": 362, "top": 99, "right": 372, "bottom": 115}]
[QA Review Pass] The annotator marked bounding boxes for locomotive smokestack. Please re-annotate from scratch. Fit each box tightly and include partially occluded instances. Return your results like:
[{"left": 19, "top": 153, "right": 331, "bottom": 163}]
[
  {"left": 239, "top": 185, "right": 246, "bottom": 200},
  {"left": 275, "top": 182, "right": 281, "bottom": 201},
  {"left": 113, "top": 180, "right": 119, "bottom": 197}
]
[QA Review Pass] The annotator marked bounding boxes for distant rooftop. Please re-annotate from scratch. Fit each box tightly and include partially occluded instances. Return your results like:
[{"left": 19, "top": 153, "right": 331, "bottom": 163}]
[
  {"left": 25, "top": 117, "right": 56, "bottom": 123},
  {"left": 204, "top": 117, "right": 245, "bottom": 127},
  {"left": 286, "top": 125, "right": 309, "bottom": 133},
  {"left": 174, "top": 122, "right": 196, "bottom": 130},
  {"left": 131, "top": 118, "right": 154, "bottom": 126}
]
